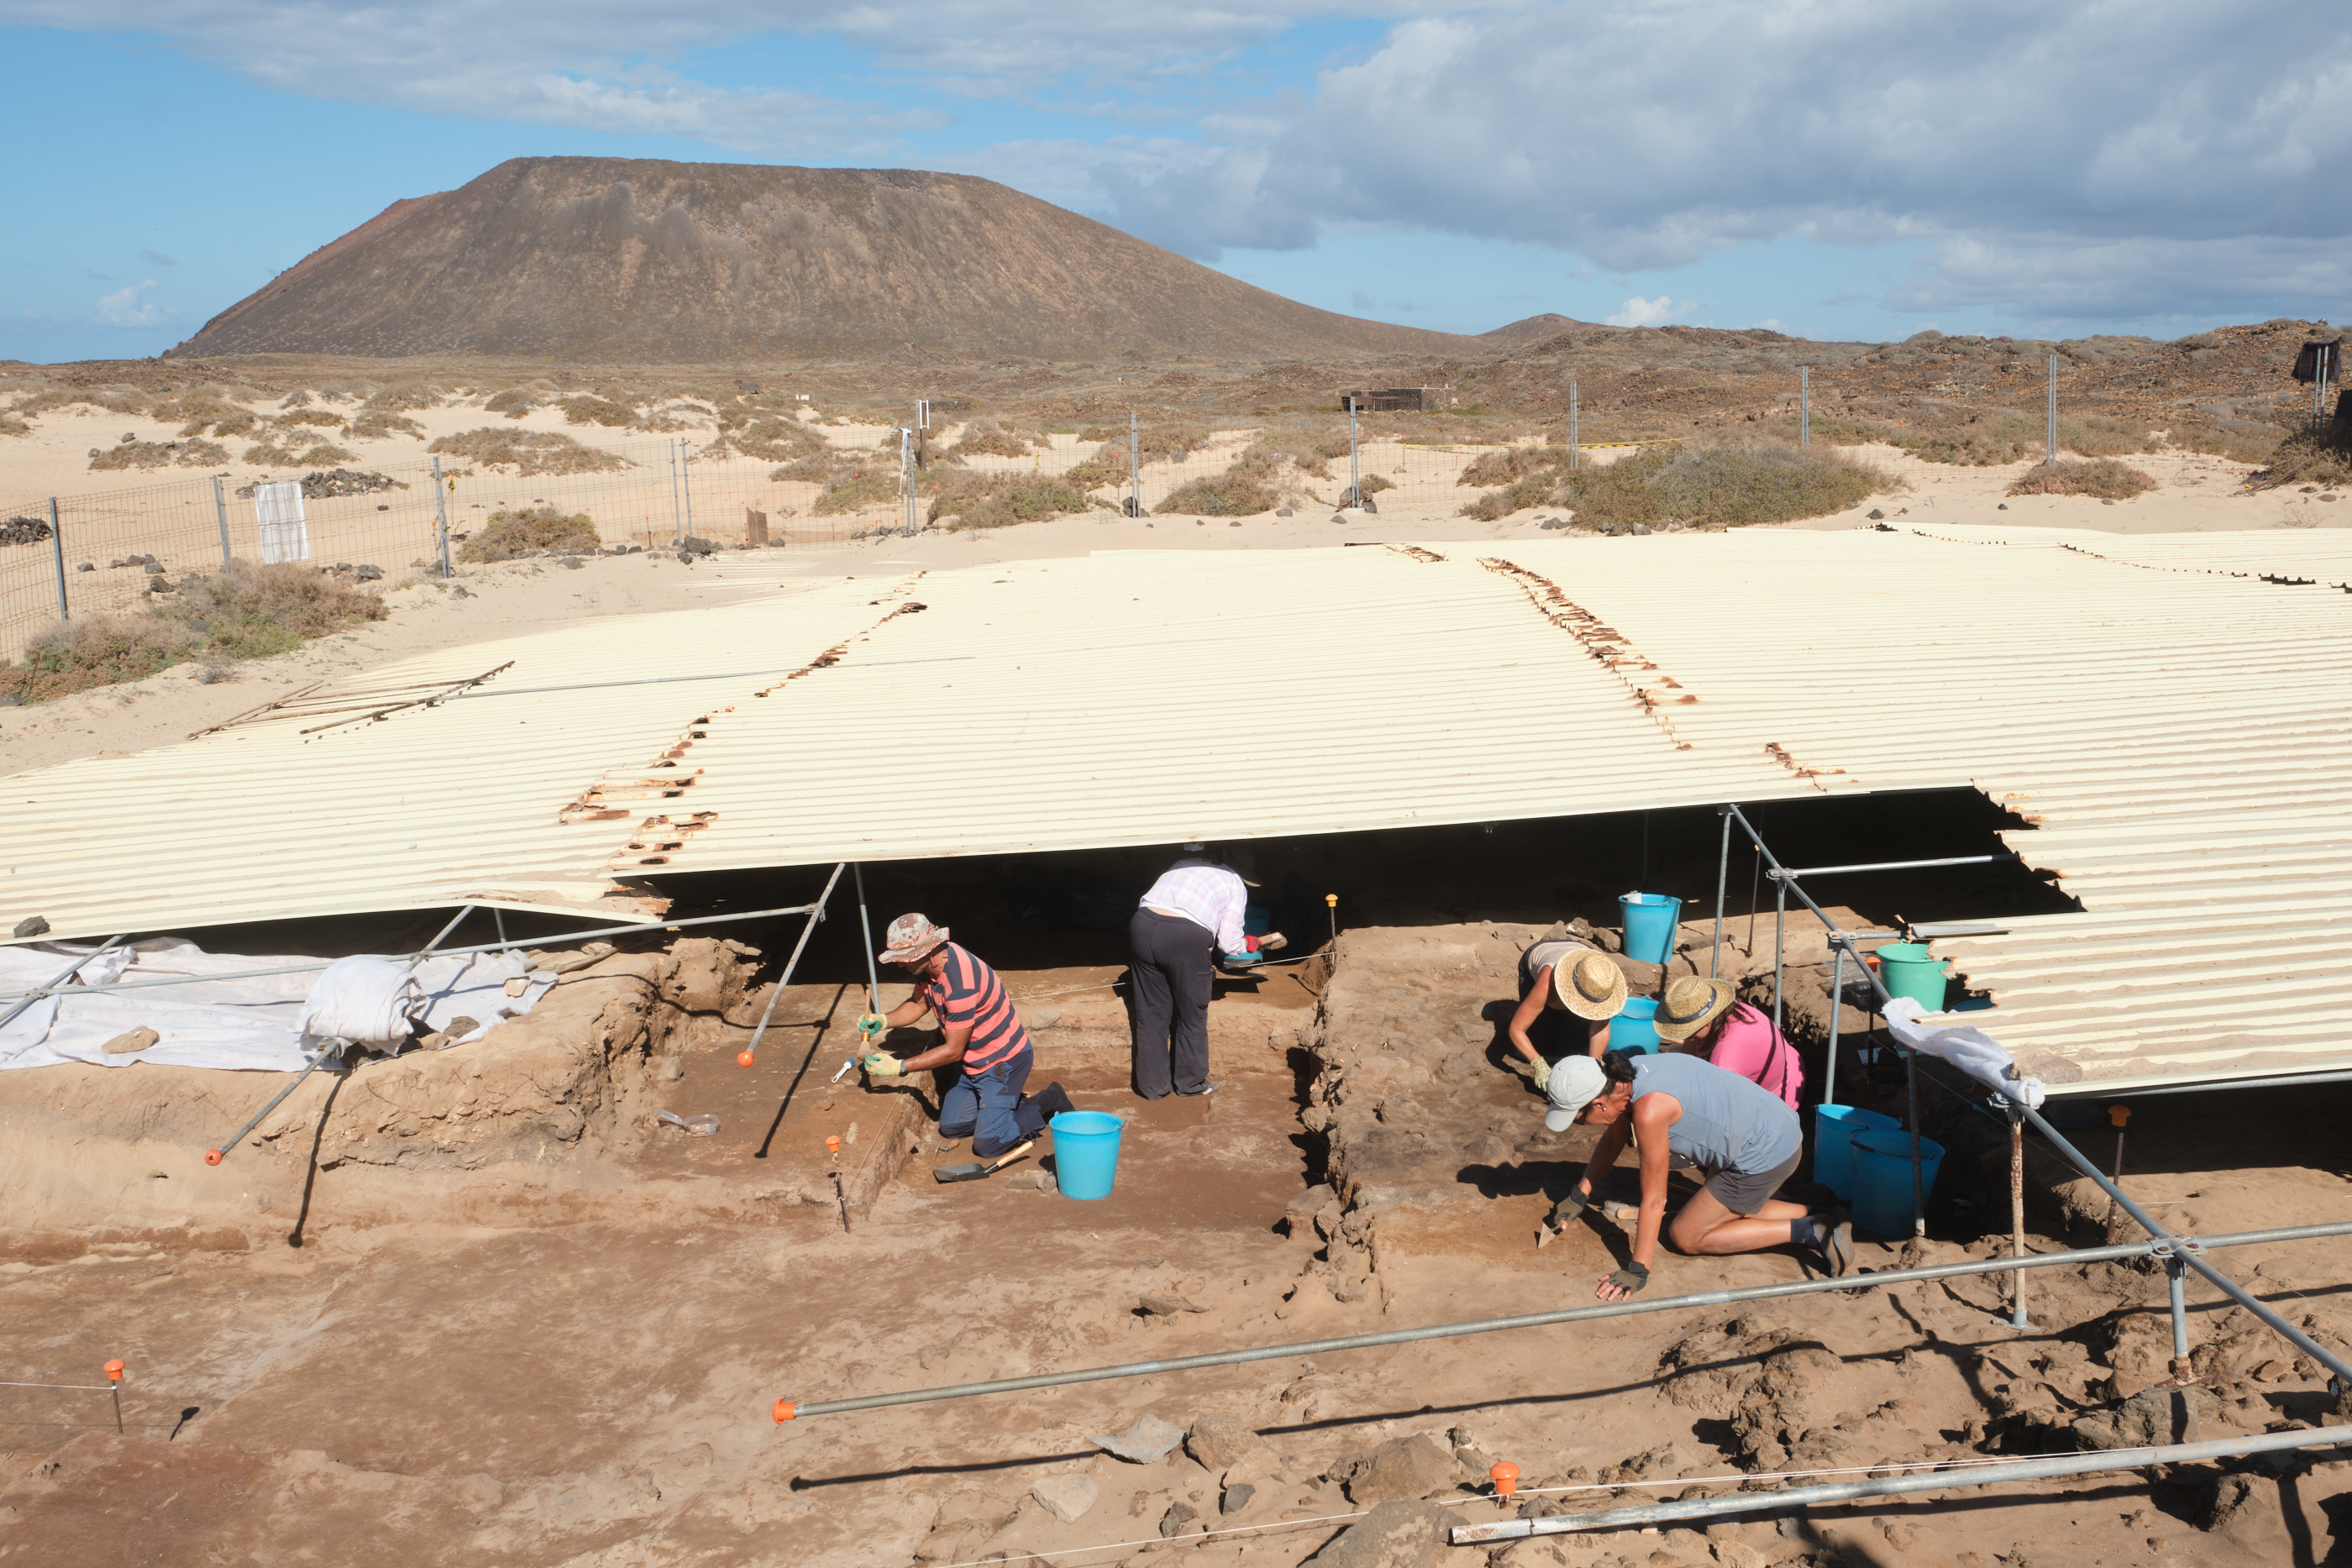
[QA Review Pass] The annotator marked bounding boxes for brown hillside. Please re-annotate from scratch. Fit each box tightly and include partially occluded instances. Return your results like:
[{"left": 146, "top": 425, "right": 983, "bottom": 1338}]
[{"left": 167, "top": 157, "right": 1485, "bottom": 364}]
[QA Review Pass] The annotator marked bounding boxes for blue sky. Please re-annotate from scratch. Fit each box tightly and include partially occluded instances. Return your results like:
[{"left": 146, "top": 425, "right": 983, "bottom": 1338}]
[{"left": 3, "top": 4, "right": 2345, "bottom": 364}]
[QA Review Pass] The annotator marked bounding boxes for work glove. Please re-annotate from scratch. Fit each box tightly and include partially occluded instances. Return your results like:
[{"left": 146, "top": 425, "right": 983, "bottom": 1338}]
[
  {"left": 1547, "top": 1189, "right": 1588, "bottom": 1231},
  {"left": 861, "top": 1051, "right": 905, "bottom": 1078},
  {"left": 1525, "top": 1057, "right": 1551, "bottom": 1092},
  {"left": 1601, "top": 1261, "right": 1650, "bottom": 1297},
  {"left": 856, "top": 1012, "right": 887, "bottom": 1043}
]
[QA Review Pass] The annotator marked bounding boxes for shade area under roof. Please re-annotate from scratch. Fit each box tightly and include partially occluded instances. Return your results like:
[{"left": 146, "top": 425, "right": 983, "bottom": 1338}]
[{"left": 5, "top": 525, "right": 2349, "bottom": 1093}]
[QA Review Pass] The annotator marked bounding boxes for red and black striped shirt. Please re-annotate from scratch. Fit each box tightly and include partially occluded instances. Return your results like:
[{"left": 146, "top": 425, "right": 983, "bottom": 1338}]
[{"left": 920, "top": 943, "right": 1031, "bottom": 1075}]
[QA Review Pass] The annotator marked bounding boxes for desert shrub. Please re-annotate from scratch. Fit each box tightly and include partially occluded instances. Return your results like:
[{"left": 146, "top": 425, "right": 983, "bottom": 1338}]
[
  {"left": 1360, "top": 474, "right": 1394, "bottom": 495},
  {"left": 154, "top": 392, "right": 249, "bottom": 433},
  {"left": 712, "top": 417, "right": 823, "bottom": 463},
  {"left": 484, "top": 389, "right": 536, "bottom": 417},
  {"left": 0, "top": 415, "right": 25, "bottom": 438},
  {"left": 346, "top": 412, "right": 425, "bottom": 440},
  {"left": 1155, "top": 450, "right": 1281, "bottom": 517},
  {"left": 2006, "top": 459, "right": 2157, "bottom": 499},
  {"left": 278, "top": 408, "right": 347, "bottom": 430},
  {"left": 770, "top": 453, "right": 843, "bottom": 484},
  {"left": 1555, "top": 441, "right": 1881, "bottom": 528},
  {"left": 458, "top": 506, "right": 601, "bottom": 563},
  {"left": 244, "top": 438, "right": 357, "bottom": 468},
  {"left": 0, "top": 563, "right": 385, "bottom": 703},
  {"left": 2055, "top": 415, "right": 2164, "bottom": 459},
  {"left": 365, "top": 386, "right": 444, "bottom": 412},
  {"left": 1076, "top": 422, "right": 1121, "bottom": 443},
  {"left": 1457, "top": 445, "right": 1561, "bottom": 490},
  {"left": 560, "top": 396, "right": 637, "bottom": 428},
  {"left": 2247, "top": 423, "right": 2352, "bottom": 490},
  {"left": 927, "top": 472, "right": 1097, "bottom": 529},
  {"left": 428, "top": 427, "right": 627, "bottom": 476},
  {"left": 1063, "top": 446, "right": 1129, "bottom": 490},
  {"left": 281, "top": 391, "right": 313, "bottom": 408},
  {"left": 950, "top": 417, "right": 1031, "bottom": 458},
  {"left": 90, "top": 438, "right": 227, "bottom": 471},
  {"left": 813, "top": 468, "right": 900, "bottom": 515},
  {"left": 1242, "top": 424, "right": 1351, "bottom": 479}
]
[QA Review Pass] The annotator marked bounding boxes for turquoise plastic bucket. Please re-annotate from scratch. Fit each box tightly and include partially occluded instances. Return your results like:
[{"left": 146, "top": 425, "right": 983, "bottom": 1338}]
[
  {"left": 1619, "top": 893, "right": 1683, "bottom": 965},
  {"left": 1812, "top": 1104, "right": 1899, "bottom": 1200},
  {"left": 1609, "top": 997, "right": 1660, "bottom": 1054},
  {"left": 1050, "top": 1110, "right": 1125, "bottom": 1200},
  {"left": 1876, "top": 942, "right": 1950, "bottom": 1011},
  {"left": 1850, "top": 1128, "right": 1945, "bottom": 1239}
]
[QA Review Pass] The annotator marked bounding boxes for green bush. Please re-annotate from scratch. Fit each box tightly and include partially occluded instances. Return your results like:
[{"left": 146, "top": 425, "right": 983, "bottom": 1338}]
[
  {"left": 0, "top": 563, "right": 386, "bottom": 703},
  {"left": 484, "top": 389, "right": 536, "bottom": 417},
  {"left": 927, "top": 473, "right": 1098, "bottom": 529},
  {"left": 428, "top": 427, "right": 627, "bottom": 476},
  {"left": 346, "top": 412, "right": 424, "bottom": 440},
  {"left": 1557, "top": 441, "right": 1881, "bottom": 528},
  {"left": 1155, "top": 451, "right": 1280, "bottom": 517},
  {"left": 813, "top": 468, "right": 900, "bottom": 516},
  {"left": 2006, "top": 459, "right": 2157, "bottom": 499},
  {"left": 559, "top": 396, "right": 637, "bottom": 428},
  {"left": 2249, "top": 423, "right": 2352, "bottom": 490},
  {"left": 458, "top": 506, "right": 601, "bottom": 562},
  {"left": 949, "top": 417, "right": 1032, "bottom": 458}
]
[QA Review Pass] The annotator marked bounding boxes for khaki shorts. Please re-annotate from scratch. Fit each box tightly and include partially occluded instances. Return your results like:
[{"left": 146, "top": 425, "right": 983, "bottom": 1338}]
[{"left": 1703, "top": 1147, "right": 1801, "bottom": 1215}]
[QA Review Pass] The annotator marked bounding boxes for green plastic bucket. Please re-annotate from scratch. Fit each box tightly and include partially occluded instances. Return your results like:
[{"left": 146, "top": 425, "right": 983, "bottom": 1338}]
[{"left": 1875, "top": 942, "right": 1950, "bottom": 1011}]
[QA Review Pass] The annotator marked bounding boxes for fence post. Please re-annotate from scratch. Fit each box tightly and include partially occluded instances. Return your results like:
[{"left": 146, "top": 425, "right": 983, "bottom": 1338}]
[
  {"left": 1799, "top": 365, "right": 1809, "bottom": 448},
  {"left": 669, "top": 439, "right": 684, "bottom": 544},
  {"left": 431, "top": 457, "right": 453, "bottom": 577},
  {"left": 47, "top": 499, "right": 68, "bottom": 622},
  {"left": 680, "top": 443, "right": 695, "bottom": 544},
  {"left": 212, "top": 476, "right": 233, "bottom": 568},
  {"left": 1568, "top": 378, "right": 1579, "bottom": 470},
  {"left": 1128, "top": 411, "right": 1140, "bottom": 517},
  {"left": 2046, "top": 354, "right": 2058, "bottom": 465}
]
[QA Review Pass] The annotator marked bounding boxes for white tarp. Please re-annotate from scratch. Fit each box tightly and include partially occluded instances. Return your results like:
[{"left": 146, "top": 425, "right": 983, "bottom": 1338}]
[
  {"left": 254, "top": 480, "right": 308, "bottom": 564},
  {"left": 0, "top": 939, "right": 555, "bottom": 1072},
  {"left": 1882, "top": 996, "right": 2047, "bottom": 1109}
]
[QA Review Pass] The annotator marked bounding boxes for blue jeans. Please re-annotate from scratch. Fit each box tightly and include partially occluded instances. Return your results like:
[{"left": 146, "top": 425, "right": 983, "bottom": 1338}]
[{"left": 938, "top": 1047, "right": 1046, "bottom": 1157}]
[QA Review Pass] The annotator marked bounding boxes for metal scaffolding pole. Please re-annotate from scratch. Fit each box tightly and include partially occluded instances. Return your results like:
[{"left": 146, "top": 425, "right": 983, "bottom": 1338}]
[
  {"left": 735, "top": 864, "right": 846, "bottom": 1067},
  {"left": 770, "top": 1220, "right": 2352, "bottom": 1421},
  {"left": 1455, "top": 1424, "right": 2352, "bottom": 1544},
  {"left": 1709, "top": 805, "right": 1731, "bottom": 978}
]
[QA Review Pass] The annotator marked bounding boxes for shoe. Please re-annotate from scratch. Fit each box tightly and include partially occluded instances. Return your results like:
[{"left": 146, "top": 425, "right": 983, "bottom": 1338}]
[
  {"left": 1034, "top": 1082, "right": 1076, "bottom": 1120},
  {"left": 1823, "top": 1209, "right": 1854, "bottom": 1277},
  {"left": 1179, "top": 1081, "right": 1221, "bottom": 1098}
]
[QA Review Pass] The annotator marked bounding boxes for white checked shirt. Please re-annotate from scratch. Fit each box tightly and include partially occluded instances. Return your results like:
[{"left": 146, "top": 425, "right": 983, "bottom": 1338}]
[{"left": 1139, "top": 857, "right": 1250, "bottom": 953}]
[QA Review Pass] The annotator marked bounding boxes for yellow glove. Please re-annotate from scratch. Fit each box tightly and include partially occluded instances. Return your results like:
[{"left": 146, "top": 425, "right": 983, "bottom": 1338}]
[
  {"left": 861, "top": 1051, "right": 905, "bottom": 1078},
  {"left": 856, "top": 1012, "right": 887, "bottom": 1042},
  {"left": 1527, "top": 1058, "right": 1551, "bottom": 1092}
]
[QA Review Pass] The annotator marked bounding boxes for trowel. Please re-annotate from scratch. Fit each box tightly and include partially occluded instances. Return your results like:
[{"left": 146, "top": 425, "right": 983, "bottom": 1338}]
[{"left": 932, "top": 1139, "right": 1035, "bottom": 1184}]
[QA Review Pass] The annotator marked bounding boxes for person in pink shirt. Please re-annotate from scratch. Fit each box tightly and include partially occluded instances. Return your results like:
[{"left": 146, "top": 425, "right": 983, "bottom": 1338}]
[{"left": 1650, "top": 976, "right": 1803, "bottom": 1109}]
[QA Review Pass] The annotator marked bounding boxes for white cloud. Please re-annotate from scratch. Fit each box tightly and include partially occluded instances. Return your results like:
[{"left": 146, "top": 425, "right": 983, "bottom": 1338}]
[
  {"left": 94, "top": 279, "right": 165, "bottom": 327},
  {"left": 1605, "top": 296, "right": 1693, "bottom": 328}
]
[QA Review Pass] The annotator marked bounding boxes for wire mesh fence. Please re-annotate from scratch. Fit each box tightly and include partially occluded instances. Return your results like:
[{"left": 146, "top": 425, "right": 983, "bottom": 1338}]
[{"left": 1, "top": 417, "right": 1553, "bottom": 662}]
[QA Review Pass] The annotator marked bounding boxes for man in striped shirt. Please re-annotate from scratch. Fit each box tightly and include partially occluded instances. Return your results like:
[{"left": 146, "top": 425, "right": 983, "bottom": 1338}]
[{"left": 861, "top": 913, "right": 1073, "bottom": 1156}]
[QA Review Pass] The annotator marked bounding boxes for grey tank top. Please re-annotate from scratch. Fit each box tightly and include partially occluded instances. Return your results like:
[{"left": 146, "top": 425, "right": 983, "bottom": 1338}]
[
  {"left": 1520, "top": 938, "right": 1596, "bottom": 1007},
  {"left": 1630, "top": 1053, "right": 1799, "bottom": 1177}
]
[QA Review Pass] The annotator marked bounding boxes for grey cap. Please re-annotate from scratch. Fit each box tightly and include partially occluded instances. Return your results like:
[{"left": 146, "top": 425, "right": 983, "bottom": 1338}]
[{"left": 1543, "top": 1055, "right": 1610, "bottom": 1131}]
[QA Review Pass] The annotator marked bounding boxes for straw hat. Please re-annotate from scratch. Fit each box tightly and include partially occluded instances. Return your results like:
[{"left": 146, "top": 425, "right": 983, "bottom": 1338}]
[
  {"left": 1652, "top": 975, "right": 1737, "bottom": 1044},
  {"left": 1552, "top": 950, "right": 1628, "bottom": 1020},
  {"left": 879, "top": 912, "right": 951, "bottom": 966}
]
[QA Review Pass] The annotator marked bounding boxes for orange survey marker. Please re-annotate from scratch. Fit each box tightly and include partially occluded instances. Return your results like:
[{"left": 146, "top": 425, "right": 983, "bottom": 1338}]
[
  {"left": 773, "top": 1399, "right": 795, "bottom": 1423},
  {"left": 104, "top": 1359, "right": 124, "bottom": 1434},
  {"left": 738, "top": 1050, "right": 756, "bottom": 1067},
  {"left": 1488, "top": 1460, "right": 1519, "bottom": 1498}
]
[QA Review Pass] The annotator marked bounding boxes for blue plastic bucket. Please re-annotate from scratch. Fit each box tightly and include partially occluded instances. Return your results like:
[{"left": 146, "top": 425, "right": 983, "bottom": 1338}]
[
  {"left": 1050, "top": 1110, "right": 1125, "bottom": 1201},
  {"left": 1812, "top": 1104, "right": 1900, "bottom": 1200},
  {"left": 1876, "top": 942, "right": 1950, "bottom": 1011},
  {"left": 1609, "top": 997, "right": 1661, "bottom": 1054},
  {"left": 1244, "top": 905, "right": 1271, "bottom": 937},
  {"left": 1850, "top": 1128, "right": 1945, "bottom": 1239},
  {"left": 1619, "top": 893, "right": 1683, "bottom": 965}
]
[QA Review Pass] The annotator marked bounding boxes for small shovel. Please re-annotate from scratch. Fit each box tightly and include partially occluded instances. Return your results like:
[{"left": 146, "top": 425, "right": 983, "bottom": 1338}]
[{"left": 933, "top": 1139, "right": 1035, "bottom": 1184}]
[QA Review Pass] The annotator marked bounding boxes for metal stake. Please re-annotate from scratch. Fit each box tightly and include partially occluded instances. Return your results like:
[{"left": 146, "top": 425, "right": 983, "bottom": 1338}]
[
  {"left": 739, "top": 863, "right": 848, "bottom": 1065},
  {"left": 212, "top": 475, "right": 233, "bottom": 568},
  {"left": 1823, "top": 944, "right": 1845, "bottom": 1107},
  {"left": 853, "top": 863, "right": 883, "bottom": 1018},
  {"left": 47, "top": 499, "right": 68, "bottom": 621},
  {"left": 2166, "top": 1252, "right": 2196, "bottom": 1384},
  {"left": 1709, "top": 805, "right": 1730, "bottom": 978},
  {"left": 1908, "top": 1046, "right": 1925, "bottom": 1236},
  {"left": 1799, "top": 365, "right": 1809, "bottom": 448},
  {"left": 2100, "top": 1105, "right": 2132, "bottom": 1244},
  {"left": 204, "top": 1042, "right": 347, "bottom": 1166},
  {"left": 1128, "top": 410, "right": 1140, "bottom": 518},
  {"left": 2007, "top": 1100, "right": 2031, "bottom": 1329},
  {"left": 680, "top": 442, "right": 696, "bottom": 543},
  {"left": 0, "top": 936, "right": 126, "bottom": 1035},
  {"left": 1771, "top": 872, "right": 1788, "bottom": 1031},
  {"left": 1347, "top": 395, "right": 1361, "bottom": 506},
  {"left": 669, "top": 439, "right": 684, "bottom": 544},
  {"left": 1568, "top": 378, "right": 1579, "bottom": 470}
]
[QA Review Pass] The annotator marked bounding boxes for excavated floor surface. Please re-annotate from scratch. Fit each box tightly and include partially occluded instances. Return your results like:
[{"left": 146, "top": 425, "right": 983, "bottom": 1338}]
[{"left": 1, "top": 923, "right": 2348, "bottom": 1567}]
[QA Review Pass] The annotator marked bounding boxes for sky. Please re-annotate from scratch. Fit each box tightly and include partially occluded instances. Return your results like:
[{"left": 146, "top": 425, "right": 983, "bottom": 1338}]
[{"left": 3, "top": 3, "right": 2346, "bottom": 364}]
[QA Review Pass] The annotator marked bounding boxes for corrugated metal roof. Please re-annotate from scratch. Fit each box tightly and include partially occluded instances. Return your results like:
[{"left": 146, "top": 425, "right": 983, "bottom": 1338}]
[{"left": 6, "top": 524, "right": 2349, "bottom": 1091}]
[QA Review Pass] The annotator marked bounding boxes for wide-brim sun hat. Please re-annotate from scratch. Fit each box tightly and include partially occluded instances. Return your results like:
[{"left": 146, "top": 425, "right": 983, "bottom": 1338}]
[
  {"left": 1552, "top": 951, "right": 1628, "bottom": 1020},
  {"left": 1652, "top": 975, "right": 1737, "bottom": 1043},
  {"left": 1543, "top": 1055, "right": 1610, "bottom": 1131},
  {"left": 879, "top": 912, "right": 951, "bottom": 965}
]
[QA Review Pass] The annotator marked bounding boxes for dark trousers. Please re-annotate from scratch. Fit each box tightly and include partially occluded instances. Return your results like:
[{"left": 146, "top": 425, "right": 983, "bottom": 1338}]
[{"left": 1130, "top": 908, "right": 1213, "bottom": 1098}]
